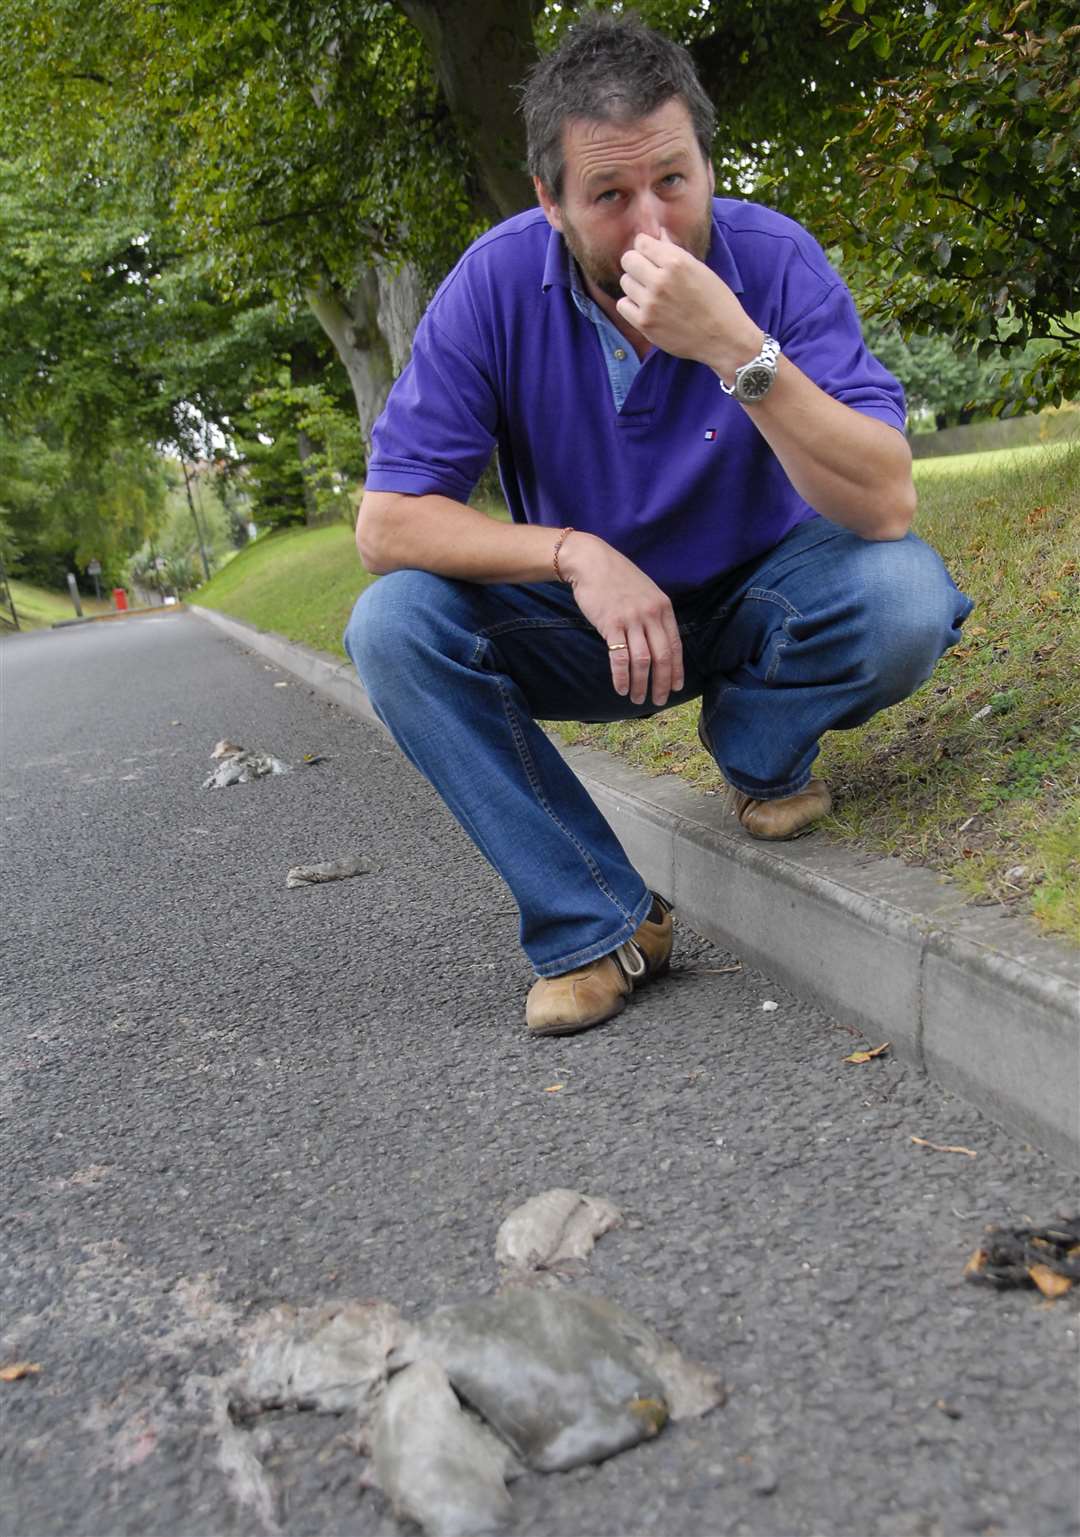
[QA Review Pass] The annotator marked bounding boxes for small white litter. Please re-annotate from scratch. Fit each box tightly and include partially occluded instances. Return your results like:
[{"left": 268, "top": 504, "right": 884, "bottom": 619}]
[
  {"left": 203, "top": 740, "right": 290, "bottom": 789},
  {"left": 286, "top": 855, "right": 370, "bottom": 889}
]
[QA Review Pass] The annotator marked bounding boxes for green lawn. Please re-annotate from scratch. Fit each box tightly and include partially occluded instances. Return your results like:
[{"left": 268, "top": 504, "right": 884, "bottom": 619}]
[
  {"left": 191, "top": 447, "right": 1079, "bottom": 945},
  {"left": 194, "top": 521, "right": 372, "bottom": 657},
  {"left": 4, "top": 578, "right": 113, "bottom": 629},
  {"left": 912, "top": 439, "right": 1077, "bottom": 480}
]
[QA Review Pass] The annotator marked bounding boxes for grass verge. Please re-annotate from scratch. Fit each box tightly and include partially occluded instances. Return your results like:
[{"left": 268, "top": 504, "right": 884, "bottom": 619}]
[
  {"left": 3, "top": 578, "right": 112, "bottom": 630},
  {"left": 189, "top": 451, "right": 1079, "bottom": 945},
  {"left": 194, "top": 521, "right": 372, "bottom": 658}
]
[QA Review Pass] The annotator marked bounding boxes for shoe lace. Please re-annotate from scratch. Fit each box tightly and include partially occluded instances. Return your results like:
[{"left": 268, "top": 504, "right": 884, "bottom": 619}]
[
  {"left": 612, "top": 938, "right": 647, "bottom": 985},
  {"left": 611, "top": 894, "right": 670, "bottom": 987}
]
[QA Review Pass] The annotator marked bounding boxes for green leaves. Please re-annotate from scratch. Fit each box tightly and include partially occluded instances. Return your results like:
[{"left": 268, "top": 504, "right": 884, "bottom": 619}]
[{"left": 816, "top": 0, "right": 1080, "bottom": 412}]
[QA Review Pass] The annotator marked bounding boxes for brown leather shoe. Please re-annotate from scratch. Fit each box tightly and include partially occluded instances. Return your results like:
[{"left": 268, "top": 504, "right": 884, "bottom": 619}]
[
  {"left": 727, "top": 778, "right": 832, "bottom": 840},
  {"left": 525, "top": 896, "right": 673, "bottom": 1037},
  {"left": 698, "top": 711, "right": 831, "bottom": 841}
]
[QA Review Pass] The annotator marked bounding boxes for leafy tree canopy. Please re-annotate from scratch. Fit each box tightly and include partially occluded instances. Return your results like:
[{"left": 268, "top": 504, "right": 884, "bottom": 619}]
[
  {"left": 2, "top": 0, "right": 1075, "bottom": 478},
  {"left": 0, "top": 0, "right": 483, "bottom": 301},
  {"left": 818, "top": 0, "right": 1079, "bottom": 409}
]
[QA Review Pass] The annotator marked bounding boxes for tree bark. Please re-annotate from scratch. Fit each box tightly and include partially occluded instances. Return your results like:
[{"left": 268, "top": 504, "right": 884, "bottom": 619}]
[
  {"left": 290, "top": 339, "right": 324, "bottom": 526},
  {"left": 306, "top": 261, "right": 427, "bottom": 466},
  {"left": 375, "top": 260, "right": 427, "bottom": 377},
  {"left": 306, "top": 270, "right": 395, "bottom": 457},
  {"left": 396, "top": 0, "right": 536, "bottom": 221}
]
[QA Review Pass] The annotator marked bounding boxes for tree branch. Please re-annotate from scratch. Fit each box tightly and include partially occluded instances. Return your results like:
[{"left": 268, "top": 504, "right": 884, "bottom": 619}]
[
  {"left": 245, "top": 195, "right": 364, "bottom": 233},
  {"left": 56, "top": 70, "right": 112, "bottom": 86},
  {"left": 933, "top": 188, "right": 1068, "bottom": 261}
]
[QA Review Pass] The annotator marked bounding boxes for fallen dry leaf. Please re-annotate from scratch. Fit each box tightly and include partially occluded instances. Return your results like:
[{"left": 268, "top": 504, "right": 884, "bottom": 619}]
[
  {"left": 963, "top": 1247, "right": 988, "bottom": 1278},
  {"left": 963, "top": 1218, "right": 1080, "bottom": 1293},
  {"left": 912, "top": 1136, "right": 977, "bottom": 1158},
  {"left": 544, "top": 1084, "right": 564, "bottom": 1094},
  {"left": 844, "top": 1042, "right": 891, "bottom": 1064},
  {"left": 1028, "top": 1264, "right": 1072, "bottom": 1300},
  {"left": 0, "top": 1362, "right": 41, "bottom": 1381}
]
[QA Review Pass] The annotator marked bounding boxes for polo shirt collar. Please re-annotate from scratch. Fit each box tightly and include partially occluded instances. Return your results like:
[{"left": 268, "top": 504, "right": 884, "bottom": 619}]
[{"left": 540, "top": 206, "right": 745, "bottom": 296}]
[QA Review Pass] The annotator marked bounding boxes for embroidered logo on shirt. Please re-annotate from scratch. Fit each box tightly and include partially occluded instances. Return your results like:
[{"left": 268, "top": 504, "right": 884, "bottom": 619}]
[{"left": 704, "top": 428, "right": 717, "bottom": 441}]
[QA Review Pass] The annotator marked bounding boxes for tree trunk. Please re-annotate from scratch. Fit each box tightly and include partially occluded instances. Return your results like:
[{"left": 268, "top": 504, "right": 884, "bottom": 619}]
[
  {"left": 295, "top": 427, "right": 319, "bottom": 524},
  {"left": 306, "top": 269, "right": 394, "bottom": 456},
  {"left": 375, "top": 260, "right": 427, "bottom": 377},
  {"left": 306, "top": 260, "right": 428, "bottom": 472},
  {"left": 396, "top": 0, "right": 536, "bottom": 221},
  {"left": 308, "top": 1, "right": 537, "bottom": 464},
  {"left": 304, "top": 3, "right": 537, "bottom": 461},
  {"left": 290, "top": 339, "right": 324, "bottom": 526}
]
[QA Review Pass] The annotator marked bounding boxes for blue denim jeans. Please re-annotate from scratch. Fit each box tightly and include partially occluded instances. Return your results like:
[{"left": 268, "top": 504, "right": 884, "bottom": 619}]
[{"left": 344, "top": 516, "right": 972, "bottom": 976}]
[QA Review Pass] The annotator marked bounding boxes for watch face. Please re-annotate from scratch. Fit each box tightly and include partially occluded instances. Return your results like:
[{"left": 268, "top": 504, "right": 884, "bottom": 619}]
[{"left": 736, "top": 364, "right": 775, "bottom": 402}]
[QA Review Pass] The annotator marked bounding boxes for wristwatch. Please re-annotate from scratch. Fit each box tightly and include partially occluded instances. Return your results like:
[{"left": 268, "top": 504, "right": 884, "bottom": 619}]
[{"left": 719, "top": 334, "right": 782, "bottom": 403}]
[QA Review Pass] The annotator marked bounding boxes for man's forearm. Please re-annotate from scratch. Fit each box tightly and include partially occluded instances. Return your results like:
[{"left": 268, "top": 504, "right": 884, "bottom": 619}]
[
  {"left": 357, "top": 491, "right": 567, "bottom": 583},
  {"left": 356, "top": 491, "right": 686, "bottom": 707},
  {"left": 615, "top": 233, "right": 917, "bottom": 541},
  {"left": 737, "top": 356, "right": 917, "bottom": 540}
]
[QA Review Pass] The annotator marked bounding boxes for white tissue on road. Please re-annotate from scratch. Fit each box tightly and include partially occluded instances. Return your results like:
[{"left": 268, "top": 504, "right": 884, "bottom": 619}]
[
  {"left": 203, "top": 740, "right": 290, "bottom": 788},
  {"left": 211, "top": 1190, "right": 725, "bottom": 1537},
  {"left": 372, "top": 1359, "right": 518, "bottom": 1537},
  {"left": 396, "top": 1290, "right": 670, "bottom": 1474},
  {"left": 230, "top": 1300, "right": 409, "bottom": 1418},
  {"left": 494, "top": 1188, "right": 622, "bottom": 1277},
  {"left": 285, "top": 855, "right": 370, "bottom": 888}
]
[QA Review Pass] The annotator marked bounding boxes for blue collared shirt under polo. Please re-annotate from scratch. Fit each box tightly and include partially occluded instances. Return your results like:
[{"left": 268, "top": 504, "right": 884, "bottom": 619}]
[
  {"left": 366, "top": 199, "right": 908, "bottom": 596},
  {"left": 567, "top": 258, "right": 641, "bottom": 412}
]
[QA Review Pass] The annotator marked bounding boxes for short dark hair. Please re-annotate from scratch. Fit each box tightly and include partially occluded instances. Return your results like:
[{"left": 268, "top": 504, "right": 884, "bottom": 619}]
[{"left": 521, "top": 12, "right": 715, "bottom": 200}]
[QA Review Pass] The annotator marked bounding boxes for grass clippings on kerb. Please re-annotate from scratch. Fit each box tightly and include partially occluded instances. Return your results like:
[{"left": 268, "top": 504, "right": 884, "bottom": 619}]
[{"left": 558, "top": 440, "right": 1080, "bottom": 945}]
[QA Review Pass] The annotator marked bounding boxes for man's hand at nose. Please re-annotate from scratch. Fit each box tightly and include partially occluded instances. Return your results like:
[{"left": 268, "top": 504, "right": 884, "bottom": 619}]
[{"left": 617, "top": 229, "right": 760, "bottom": 377}]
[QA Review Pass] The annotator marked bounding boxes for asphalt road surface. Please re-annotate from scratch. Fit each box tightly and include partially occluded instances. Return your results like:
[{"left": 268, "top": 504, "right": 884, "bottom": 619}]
[{"left": 2, "top": 610, "right": 1078, "bottom": 1537}]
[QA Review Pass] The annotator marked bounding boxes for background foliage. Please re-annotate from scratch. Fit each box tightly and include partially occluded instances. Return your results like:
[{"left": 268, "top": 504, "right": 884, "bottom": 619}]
[
  {"left": 818, "top": 0, "right": 1079, "bottom": 411},
  {"left": 1, "top": 0, "right": 1076, "bottom": 588}
]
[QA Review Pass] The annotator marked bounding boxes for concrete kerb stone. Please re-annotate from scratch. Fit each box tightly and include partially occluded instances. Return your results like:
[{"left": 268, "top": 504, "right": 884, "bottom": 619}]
[
  {"left": 190, "top": 604, "right": 1080, "bottom": 1170},
  {"left": 921, "top": 926, "right": 1080, "bottom": 1169},
  {"left": 565, "top": 745, "right": 930, "bottom": 1061},
  {"left": 52, "top": 604, "right": 187, "bottom": 628}
]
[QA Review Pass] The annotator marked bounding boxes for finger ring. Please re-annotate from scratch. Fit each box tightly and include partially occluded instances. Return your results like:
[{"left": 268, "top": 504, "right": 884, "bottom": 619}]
[{"left": 607, "top": 642, "right": 629, "bottom": 652}]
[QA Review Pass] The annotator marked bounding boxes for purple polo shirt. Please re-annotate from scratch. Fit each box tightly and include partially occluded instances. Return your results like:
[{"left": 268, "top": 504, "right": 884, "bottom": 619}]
[{"left": 366, "top": 199, "right": 907, "bottom": 595}]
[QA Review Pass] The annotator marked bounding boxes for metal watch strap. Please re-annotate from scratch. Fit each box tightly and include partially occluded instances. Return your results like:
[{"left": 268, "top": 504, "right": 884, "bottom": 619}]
[{"left": 718, "top": 334, "right": 782, "bottom": 398}]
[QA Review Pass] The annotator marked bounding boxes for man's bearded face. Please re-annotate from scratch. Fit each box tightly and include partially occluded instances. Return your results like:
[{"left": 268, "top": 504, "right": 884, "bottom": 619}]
[
  {"left": 543, "top": 98, "right": 716, "bottom": 306},
  {"left": 559, "top": 196, "right": 712, "bottom": 302}
]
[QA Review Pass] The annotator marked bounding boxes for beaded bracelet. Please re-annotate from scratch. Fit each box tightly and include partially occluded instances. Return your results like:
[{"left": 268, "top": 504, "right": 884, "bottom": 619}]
[{"left": 552, "top": 526, "right": 574, "bottom": 583}]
